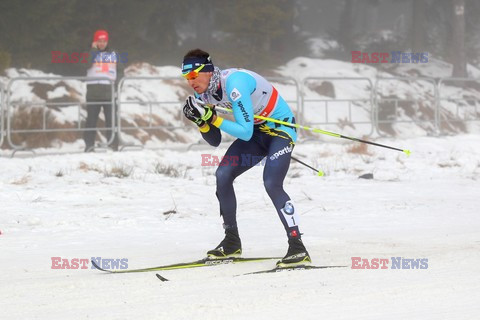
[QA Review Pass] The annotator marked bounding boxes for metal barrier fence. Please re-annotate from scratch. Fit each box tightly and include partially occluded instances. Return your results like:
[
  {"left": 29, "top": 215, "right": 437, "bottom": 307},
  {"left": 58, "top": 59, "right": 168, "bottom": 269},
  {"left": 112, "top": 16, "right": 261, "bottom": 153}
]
[
  {"left": 437, "top": 78, "right": 480, "bottom": 134},
  {"left": 267, "top": 76, "right": 302, "bottom": 122},
  {"left": 116, "top": 76, "right": 188, "bottom": 149},
  {"left": 116, "top": 76, "right": 302, "bottom": 150},
  {"left": 301, "top": 77, "right": 375, "bottom": 137},
  {"left": 6, "top": 76, "right": 114, "bottom": 154},
  {"left": 2, "top": 74, "right": 480, "bottom": 154},
  {"left": 0, "top": 82, "right": 4, "bottom": 148},
  {"left": 374, "top": 77, "right": 438, "bottom": 136}
]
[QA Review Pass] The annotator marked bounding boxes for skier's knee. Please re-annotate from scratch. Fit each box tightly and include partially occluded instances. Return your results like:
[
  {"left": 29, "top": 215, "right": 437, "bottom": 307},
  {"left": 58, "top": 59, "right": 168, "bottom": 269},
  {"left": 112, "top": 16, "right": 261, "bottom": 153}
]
[
  {"left": 216, "top": 166, "right": 235, "bottom": 187},
  {"left": 263, "top": 176, "right": 281, "bottom": 195}
]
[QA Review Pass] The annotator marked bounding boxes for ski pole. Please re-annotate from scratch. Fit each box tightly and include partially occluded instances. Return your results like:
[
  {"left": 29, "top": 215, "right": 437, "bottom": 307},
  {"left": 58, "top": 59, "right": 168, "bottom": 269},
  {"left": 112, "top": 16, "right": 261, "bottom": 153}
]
[
  {"left": 213, "top": 105, "right": 411, "bottom": 156},
  {"left": 291, "top": 156, "right": 324, "bottom": 177}
]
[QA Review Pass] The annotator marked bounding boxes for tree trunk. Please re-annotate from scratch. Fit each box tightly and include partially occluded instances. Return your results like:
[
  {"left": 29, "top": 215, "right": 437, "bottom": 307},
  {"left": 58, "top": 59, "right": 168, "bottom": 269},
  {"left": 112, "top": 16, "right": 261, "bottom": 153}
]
[
  {"left": 412, "top": 0, "right": 427, "bottom": 52},
  {"left": 339, "top": 0, "right": 355, "bottom": 53},
  {"left": 452, "top": 0, "right": 467, "bottom": 77}
]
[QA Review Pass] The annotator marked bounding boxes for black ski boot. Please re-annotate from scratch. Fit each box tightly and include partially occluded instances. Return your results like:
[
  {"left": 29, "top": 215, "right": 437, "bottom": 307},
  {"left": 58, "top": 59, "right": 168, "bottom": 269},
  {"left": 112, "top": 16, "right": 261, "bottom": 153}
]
[
  {"left": 276, "top": 237, "right": 311, "bottom": 268},
  {"left": 207, "top": 227, "right": 242, "bottom": 259}
]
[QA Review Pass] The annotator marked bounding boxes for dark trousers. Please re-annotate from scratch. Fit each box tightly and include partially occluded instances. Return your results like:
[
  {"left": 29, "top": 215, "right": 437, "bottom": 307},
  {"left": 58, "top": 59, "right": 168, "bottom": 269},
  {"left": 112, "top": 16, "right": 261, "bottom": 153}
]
[
  {"left": 83, "top": 84, "right": 117, "bottom": 150},
  {"left": 215, "top": 127, "right": 300, "bottom": 238}
]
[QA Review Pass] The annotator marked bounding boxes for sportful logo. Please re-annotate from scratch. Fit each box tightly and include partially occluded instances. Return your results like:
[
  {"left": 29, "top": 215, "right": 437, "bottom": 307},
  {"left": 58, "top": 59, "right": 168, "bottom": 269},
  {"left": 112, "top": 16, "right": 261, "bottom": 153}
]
[
  {"left": 238, "top": 101, "right": 250, "bottom": 122},
  {"left": 270, "top": 145, "right": 293, "bottom": 161}
]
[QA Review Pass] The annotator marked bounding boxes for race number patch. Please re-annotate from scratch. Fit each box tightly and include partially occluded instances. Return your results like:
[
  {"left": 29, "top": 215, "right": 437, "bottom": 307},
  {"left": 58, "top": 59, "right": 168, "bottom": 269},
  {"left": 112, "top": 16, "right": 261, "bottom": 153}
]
[
  {"left": 230, "top": 88, "right": 242, "bottom": 101},
  {"left": 281, "top": 201, "right": 299, "bottom": 228}
]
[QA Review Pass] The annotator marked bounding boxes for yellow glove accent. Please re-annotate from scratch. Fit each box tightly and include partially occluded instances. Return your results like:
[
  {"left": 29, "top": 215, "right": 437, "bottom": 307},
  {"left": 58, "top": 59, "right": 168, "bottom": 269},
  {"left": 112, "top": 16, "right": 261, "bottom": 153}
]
[
  {"left": 199, "top": 124, "right": 210, "bottom": 133},
  {"left": 212, "top": 117, "right": 224, "bottom": 128}
]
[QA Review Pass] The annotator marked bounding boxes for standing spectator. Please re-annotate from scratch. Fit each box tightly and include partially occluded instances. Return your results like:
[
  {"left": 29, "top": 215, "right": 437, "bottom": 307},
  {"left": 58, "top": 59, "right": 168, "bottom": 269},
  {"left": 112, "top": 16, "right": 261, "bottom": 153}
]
[{"left": 83, "top": 29, "right": 121, "bottom": 152}]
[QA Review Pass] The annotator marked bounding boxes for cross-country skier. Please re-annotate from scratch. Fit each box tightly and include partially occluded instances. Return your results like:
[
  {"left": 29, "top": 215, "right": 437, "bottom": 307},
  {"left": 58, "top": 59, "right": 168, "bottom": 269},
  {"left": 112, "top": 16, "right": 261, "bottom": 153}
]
[{"left": 181, "top": 49, "right": 311, "bottom": 268}]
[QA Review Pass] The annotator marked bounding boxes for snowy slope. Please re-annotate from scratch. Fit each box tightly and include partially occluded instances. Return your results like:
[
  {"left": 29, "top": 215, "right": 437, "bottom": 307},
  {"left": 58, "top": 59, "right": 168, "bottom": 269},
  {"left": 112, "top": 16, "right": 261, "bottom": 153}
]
[
  {"left": 277, "top": 57, "right": 480, "bottom": 137},
  {"left": 1, "top": 134, "right": 479, "bottom": 319}
]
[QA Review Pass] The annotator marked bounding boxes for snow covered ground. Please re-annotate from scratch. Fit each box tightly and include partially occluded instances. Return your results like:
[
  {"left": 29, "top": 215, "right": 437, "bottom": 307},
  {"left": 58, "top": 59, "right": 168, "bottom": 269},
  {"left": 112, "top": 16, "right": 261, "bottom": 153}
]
[{"left": 1, "top": 133, "right": 479, "bottom": 319}]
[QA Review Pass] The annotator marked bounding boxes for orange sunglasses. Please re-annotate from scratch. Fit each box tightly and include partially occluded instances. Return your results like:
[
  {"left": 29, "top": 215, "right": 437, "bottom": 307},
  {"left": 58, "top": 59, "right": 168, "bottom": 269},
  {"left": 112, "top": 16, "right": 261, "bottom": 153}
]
[{"left": 182, "top": 64, "right": 206, "bottom": 80}]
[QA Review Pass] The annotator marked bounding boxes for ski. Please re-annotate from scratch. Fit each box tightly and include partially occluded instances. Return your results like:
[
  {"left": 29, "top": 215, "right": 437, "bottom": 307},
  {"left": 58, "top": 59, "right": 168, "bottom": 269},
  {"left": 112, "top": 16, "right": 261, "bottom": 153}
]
[
  {"left": 242, "top": 265, "right": 348, "bottom": 276},
  {"left": 155, "top": 265, "right": 348, "bottom": 281},
  {"left": 91, "top": 256, "right": 281, "bottom": 274}
]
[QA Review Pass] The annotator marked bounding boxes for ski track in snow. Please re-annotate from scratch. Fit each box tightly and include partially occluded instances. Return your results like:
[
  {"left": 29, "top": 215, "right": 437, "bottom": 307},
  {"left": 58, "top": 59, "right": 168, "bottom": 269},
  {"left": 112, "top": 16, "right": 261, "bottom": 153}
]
[{"left": 1, "top": 135, "right": 479, "bottom": 319}]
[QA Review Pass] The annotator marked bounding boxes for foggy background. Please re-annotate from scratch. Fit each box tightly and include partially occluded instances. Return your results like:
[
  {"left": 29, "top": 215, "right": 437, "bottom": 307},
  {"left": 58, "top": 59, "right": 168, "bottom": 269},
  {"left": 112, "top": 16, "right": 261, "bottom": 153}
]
[{"left": 0, "top": 0, "right": 478, "bottom": 76}]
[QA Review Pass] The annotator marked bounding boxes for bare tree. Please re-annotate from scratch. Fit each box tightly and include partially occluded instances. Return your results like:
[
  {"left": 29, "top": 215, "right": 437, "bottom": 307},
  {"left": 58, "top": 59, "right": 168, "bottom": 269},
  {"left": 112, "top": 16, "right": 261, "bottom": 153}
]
[
  {"left": 412, "top": 0, "right": 427, "bottom": 52},
  {"left": 451, "top": 0, "right": 467, "bottom": 77},
  {"left": 339, "top": 0, "right": 355, "bottom": 52}
]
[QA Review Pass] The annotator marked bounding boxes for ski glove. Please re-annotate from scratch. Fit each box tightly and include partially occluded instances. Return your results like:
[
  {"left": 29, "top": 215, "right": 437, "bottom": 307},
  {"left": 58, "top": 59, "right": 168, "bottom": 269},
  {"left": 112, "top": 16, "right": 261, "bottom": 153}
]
[{"left": 182, "top": 96, "right": 216, "bottom": 127}]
